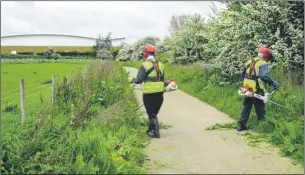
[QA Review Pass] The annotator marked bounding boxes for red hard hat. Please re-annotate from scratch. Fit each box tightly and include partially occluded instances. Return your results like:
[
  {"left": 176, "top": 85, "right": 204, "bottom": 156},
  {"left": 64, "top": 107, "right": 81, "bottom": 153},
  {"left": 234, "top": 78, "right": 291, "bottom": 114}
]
[
  {"left": 258, "top": 47, "right": 271, "bottom": 59},
  {"left": 143, "top": 45, "right": 156, "bottom": 58}
]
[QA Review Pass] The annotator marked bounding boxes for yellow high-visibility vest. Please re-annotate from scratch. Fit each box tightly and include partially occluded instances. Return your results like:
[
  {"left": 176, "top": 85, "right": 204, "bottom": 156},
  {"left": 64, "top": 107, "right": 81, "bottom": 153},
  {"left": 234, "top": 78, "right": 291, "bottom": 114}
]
[
  {"left": 142, "top": 60, "right": 165, "bottom": 94},
  {"left": 243, "top": 57, "right": 268, "bottom": 93}
]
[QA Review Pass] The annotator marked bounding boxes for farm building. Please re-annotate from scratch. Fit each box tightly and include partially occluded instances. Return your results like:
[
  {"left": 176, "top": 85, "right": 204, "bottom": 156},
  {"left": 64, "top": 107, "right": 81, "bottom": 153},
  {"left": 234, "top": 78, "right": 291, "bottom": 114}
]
[{"left": 1, "top": 34, "right": 126, "bottom": 54}]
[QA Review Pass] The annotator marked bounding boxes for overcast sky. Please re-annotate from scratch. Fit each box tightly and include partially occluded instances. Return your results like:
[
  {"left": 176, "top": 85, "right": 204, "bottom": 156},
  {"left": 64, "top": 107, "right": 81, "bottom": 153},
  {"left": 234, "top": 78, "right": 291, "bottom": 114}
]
[{"left": 1, "top": 1, "right": 226, "bottom": 43}]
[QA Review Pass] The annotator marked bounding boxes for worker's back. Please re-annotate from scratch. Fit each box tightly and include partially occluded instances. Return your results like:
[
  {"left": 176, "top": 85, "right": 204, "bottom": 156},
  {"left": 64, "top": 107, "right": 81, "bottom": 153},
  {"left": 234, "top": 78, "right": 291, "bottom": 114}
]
[
  {"left": 243, "top": 57, "right": 267, "bottom": 93},
  {"left": 142, "top": 59, "right": 165, "bottom": 94}
]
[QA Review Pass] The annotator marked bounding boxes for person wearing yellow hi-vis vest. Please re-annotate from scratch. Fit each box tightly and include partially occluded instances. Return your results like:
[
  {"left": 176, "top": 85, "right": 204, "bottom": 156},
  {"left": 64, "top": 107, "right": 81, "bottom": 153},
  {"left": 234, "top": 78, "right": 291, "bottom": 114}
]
[
  {"left": 237, "top": 47, "right": 279, "bottom": 131},
  {"left": 131, "top": 45, "right": 165, "bottom": 138}
]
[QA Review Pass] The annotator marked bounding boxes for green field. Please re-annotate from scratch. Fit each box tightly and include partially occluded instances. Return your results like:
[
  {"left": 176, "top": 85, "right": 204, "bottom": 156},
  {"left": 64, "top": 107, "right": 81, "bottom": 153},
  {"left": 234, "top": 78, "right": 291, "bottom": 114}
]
[
  {"left": 2, "top": 62, "right": 87, "bottom": 105},
  {"left": 1, "top": 61, "right": 88, "bottom": 133}
]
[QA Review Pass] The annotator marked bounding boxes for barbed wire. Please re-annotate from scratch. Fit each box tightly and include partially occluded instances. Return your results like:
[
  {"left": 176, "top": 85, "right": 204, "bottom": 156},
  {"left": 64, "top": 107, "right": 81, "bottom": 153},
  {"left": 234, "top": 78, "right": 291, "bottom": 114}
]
[
  {"left": 25, "top": 99, "right": 42, "bottom": 107},
  {"left": 2, "top": 87, "right": 52, "bottom": 107},
  {"left": 26, "top": 84, "right": 52, "bottom": 93},
  {"left": 2, "top": 67, "right": 91, "bottom": 100},
  {"left": 1, "top": 82, "right": 48, "bottom": 95},
  {"left": 25, "top": 87, "right": 52, "bottom": 99},
  {"left": 1, "top": 69, "right": 84, "bottom": 134},
  {"left": 2, "top": 68, "right": 85, "bottom": 111},
  {"left": 1, "top": 88, "right": 19, "bottom": 94},
  {"left": 1, "top": 84, "right": 52, "bottom": 101},
  {"left": 1, "top": 83, "right": 52, "bottom": 96},
  {"left": 2, "top": 98, "right": 50, "bottom": 116},
  {"left": 26, "top": 96, "right": 52, "bottom": 107},
  {"left": 1, "top": 92, "right": 20, "bottom": 100},
  {"left": 3, "top": 99, "right": 19, "bottom": 107}
]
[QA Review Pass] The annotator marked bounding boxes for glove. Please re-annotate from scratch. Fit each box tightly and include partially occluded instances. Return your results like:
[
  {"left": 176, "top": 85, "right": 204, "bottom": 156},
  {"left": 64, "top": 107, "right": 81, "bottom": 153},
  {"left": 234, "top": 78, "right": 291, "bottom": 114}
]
[
  {"left": 272, "top": 81, "right": 279, "bottom": 89},
  {"left": 128, "top": 77, "right": 133, "bottom": 84},
  {"left": 164, "top": 80, "right": 169, "bottom": 87}
]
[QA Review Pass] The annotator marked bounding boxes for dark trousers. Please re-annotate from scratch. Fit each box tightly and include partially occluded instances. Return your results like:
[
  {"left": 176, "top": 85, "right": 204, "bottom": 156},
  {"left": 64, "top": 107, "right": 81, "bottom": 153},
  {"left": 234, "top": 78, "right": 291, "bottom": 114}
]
[
  {"left": 238, "top": 97, "right": 266, "bottom": 125},
  {"left": 143, "top": 92, "right": 164, "bottom": 119}
]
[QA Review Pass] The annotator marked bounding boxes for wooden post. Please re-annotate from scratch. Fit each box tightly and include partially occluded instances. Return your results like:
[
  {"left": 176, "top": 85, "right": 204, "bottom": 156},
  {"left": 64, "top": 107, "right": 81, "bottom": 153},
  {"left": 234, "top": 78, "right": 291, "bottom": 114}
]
[
  {"left": 20, "top": 79, "right": 25, "bottom": 125},
  {"left": 52, "top": 74, "right": 56, "bottom": 104},
  {"left": 83, "top": 66, "right": 87, "bottom": 80},
  {"left": 69, "top": 70, "right": 73, "bottom": 84}
]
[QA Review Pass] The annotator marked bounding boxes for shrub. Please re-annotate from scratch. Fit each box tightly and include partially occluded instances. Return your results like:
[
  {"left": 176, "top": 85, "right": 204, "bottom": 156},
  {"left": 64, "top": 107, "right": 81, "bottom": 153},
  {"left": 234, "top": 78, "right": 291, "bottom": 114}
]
[
  {"left": 116, "top": 36, "right": 160, "bottom": 61},
  {"left": 52, "top": 53, "right": 61, "bottom": 60},
  {"left": 96, "top": 49, "right": 113, "bottom": 60}
]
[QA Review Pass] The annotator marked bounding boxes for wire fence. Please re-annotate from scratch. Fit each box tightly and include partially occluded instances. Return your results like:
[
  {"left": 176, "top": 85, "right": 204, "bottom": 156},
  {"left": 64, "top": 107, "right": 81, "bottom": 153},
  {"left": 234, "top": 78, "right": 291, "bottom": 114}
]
[{"left": 1, "top": 70, "right": 78, "bottom": 133}]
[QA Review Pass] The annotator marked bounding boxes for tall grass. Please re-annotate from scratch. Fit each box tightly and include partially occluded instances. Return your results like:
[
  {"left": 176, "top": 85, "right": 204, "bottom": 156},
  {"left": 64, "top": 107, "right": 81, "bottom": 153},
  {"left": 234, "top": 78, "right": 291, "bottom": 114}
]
[
  {"left": 120, "top": 60, "right": 304, "bottom": 165},
  {"left": 1, "top": 60, "right": 148, "bottom": 174}
]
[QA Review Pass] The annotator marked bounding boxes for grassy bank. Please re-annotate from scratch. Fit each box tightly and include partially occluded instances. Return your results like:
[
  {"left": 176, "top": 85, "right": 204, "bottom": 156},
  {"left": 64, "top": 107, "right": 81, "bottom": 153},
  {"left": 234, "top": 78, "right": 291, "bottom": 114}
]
[
  {"left": 1, "top": 60, "right": 148, "bottom": 174},
  {"left": 120, "top": 60, "right": 304, "bottom": 165}
]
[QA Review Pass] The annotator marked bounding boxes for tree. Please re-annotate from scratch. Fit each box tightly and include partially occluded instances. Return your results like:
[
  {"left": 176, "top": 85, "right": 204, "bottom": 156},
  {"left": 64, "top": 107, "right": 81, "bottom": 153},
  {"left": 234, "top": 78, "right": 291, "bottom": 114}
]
[
  {"left": 167, "top": 14, "right": 190, "bottom": 34},
  {"left": 202, "top": 1, "right": 304, "bottom": 82},
  {"left": 96, "top": 48, "right": 113, "bottom": 60},
  {"left": 116, "top": 36, "right": 160, "bottom": 61},
  {"left": 93, "top": 32, "right": 113, "bottom": 57},
  {"left": 164, "top": 13, "right": 207, "bottom": 64}
]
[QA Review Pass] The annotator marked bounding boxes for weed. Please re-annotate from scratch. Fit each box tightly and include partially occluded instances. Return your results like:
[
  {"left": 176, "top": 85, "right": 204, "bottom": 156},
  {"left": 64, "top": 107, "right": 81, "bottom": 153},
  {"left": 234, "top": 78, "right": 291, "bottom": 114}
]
[{"left": 3, "top": 104, "right": 19, "bottom": 113}]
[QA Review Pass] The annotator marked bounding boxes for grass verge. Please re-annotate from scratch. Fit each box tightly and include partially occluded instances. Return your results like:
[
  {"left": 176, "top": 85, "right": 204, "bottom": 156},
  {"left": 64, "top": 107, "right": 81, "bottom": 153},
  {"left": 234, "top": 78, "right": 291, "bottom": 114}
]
[{"left": 2, "top": 60, "right": 149, "bottom": 174}]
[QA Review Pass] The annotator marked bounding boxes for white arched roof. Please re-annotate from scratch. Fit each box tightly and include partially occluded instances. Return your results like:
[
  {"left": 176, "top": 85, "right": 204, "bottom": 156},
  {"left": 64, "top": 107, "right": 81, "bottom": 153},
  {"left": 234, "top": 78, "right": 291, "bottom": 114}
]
[{"left": 1, "top": 33, "right": 126, "bottom": 46}]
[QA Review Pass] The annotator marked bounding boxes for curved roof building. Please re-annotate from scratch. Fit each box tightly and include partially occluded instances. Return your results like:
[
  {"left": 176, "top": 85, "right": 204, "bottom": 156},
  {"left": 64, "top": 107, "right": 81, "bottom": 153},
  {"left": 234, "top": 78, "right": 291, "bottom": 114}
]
[
  {"left": 1, "top": 33, "right": 125, "bottom": 53},
  {"left": 1, "top": 33, "right": 125, "bottom": 46}
]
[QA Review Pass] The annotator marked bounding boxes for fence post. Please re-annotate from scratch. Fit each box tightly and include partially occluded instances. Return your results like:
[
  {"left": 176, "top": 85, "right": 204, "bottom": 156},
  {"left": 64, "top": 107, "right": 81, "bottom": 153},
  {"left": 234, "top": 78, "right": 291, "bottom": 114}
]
[
  {"left": 70, "top": 70, "right": 73, "bottom": 84},
  {"left": 52, "top": 74, "right": 56, "bottom": 104},
  {"left": 83, "top": 66, "right": 87, "bottom": 80},
  {"left": 20, "top": 79, "right": 26, "bottom": 125}
]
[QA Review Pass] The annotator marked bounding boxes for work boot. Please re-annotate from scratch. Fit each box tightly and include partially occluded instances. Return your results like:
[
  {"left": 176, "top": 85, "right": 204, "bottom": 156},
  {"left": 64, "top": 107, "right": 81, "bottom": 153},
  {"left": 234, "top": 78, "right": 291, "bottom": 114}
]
[
  {"left": 257, "top": 117, "right": 265, "bottom": 122},
  {"left": 237, "top": 123, "right": 247, "bottom": 131},
  {"left": 147, "top": 130, "right": 156, "bottom": 138},
  {"left": 146, "top": 118, "right": 153, "bottom": 134},
  {"left": 146, "top": 118, "right": 157, "bottom": 138},
  {"left": 152, "top": 118, "right": 160, "bottom": 138}
]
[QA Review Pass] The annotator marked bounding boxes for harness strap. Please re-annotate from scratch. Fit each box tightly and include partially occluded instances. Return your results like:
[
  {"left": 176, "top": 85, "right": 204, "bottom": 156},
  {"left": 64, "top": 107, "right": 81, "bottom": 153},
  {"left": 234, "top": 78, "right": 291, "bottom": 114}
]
[
  {"left": 154, "top": 61, "right": 161, "bottom": 81},
  {"left": 246, "top": 58, "right": 261, "bottom": 92},
  {"left": 248, "top": 58, "right": 257, "bottom": 79},
  {"left": 144, "top": 60, "right": 164, "bottom": 82}
]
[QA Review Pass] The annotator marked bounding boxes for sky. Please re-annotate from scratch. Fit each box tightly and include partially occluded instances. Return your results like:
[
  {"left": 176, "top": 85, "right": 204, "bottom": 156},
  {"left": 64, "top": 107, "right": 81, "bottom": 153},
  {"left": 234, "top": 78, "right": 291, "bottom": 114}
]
[{"left": 1, "top": 1, "right": 226, "bottom": 43}]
